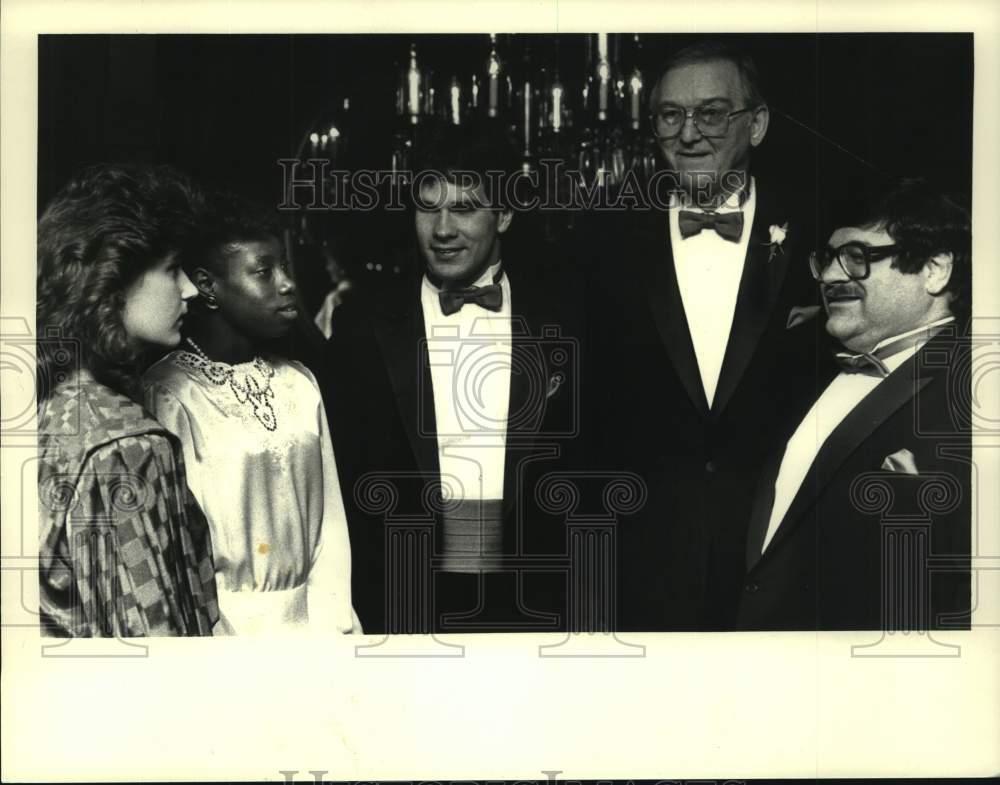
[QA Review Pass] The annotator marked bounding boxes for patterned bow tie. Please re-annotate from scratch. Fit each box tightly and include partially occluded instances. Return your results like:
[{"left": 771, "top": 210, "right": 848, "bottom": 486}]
[
  {"left": 834, "top": 351, "right": 890, "bottom": 378},
  {"left": 438, "top": 283, "right": 503, "bottom": 316},
  {"left": 678, "top": 210, "right": 744, "bottom": 242}
]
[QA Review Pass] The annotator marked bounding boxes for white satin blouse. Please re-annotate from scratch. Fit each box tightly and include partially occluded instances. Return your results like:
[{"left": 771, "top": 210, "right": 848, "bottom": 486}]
[{"left": 143, "top": 351, "right": 359, "bottom": 636}]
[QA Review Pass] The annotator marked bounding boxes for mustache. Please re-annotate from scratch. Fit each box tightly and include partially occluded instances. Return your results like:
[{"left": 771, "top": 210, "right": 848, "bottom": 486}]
[{"left": 823, "top": 282, "right": 864, "bottom": 300}]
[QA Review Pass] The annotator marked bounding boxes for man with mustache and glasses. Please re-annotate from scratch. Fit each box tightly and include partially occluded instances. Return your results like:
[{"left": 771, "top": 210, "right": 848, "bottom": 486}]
[
  {"left": 582, "top": 40, "right": 824, "bottom": 630},
  {"left": 737, "top": 178, "right": 972, "bottom": 630}
]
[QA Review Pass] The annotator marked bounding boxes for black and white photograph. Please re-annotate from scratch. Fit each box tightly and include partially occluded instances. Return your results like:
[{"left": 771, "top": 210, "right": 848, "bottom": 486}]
[{"left": 2, "top": 1, "right": 998, "bottom": 782}]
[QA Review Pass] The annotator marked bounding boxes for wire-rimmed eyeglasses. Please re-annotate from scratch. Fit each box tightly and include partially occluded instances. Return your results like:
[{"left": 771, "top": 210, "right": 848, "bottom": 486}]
[{"left": 649, "top": 104, "right": 755, "bottom": 139}]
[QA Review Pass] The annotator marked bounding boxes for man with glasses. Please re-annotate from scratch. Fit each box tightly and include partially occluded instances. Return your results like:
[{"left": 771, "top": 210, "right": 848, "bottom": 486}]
[
  {"left": 584, "top": 41, "right": 823, "bottom": 630},
  {"left": 737, "top": 178, "right": 971, "bottom": 630}
]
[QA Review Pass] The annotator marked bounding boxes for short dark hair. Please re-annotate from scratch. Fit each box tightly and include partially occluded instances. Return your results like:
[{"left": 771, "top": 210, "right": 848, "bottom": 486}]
[
  {"left": 411, "top": 119, "right": 519, "bottom": 206},
  {"left": 37, "top": 163, "right": 201, "bottom": 401},
  {"left": 835, "top": 177, "right": 971, "bottom": 322},
  {"left": 184, "top": 190, "right": 280, "bottom": 276},
  {"left": 649, "top": 40, "right": 766, "bottom": 110}
]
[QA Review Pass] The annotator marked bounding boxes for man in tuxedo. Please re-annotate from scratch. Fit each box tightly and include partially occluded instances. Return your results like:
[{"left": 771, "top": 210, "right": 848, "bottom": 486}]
[
  {"left": 737, "top": 178, "right": 971, "bottom": 630},
  {"left": 584, "top": 41, "right": 826, "bottom": 630},
  {"left": 325, "top": 123, "right": 578, "bottom": 634}
]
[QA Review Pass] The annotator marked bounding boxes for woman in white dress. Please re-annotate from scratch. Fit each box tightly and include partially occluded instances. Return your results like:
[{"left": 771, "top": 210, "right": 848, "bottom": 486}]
[{"left": 142, "top": 193, "right": 359, "bottom": 636}]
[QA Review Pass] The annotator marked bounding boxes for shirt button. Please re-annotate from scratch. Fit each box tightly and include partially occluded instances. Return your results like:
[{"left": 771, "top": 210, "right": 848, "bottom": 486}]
[
  {"left": 705, "top": 460, "right": 717, "bottom": 473},
  {"left": 744, "top": 581, "right": 760, "bottom": 594}
]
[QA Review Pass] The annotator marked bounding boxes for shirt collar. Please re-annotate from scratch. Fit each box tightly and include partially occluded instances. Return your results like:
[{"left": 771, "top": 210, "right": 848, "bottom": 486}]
[
  {"left": 837, "top": 315, "right": 956, "bottom": 378},
  {"left": 872, "top": 315, "right": 956, "bottom": 360},
  {"left": 673, "top": 175, "right": 754, "bottom": 213}
]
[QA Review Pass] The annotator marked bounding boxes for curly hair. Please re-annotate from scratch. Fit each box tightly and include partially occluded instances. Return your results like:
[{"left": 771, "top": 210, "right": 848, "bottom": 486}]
[
  {"left": 37, "top": 164, "right": 202, "bottom": 402},
  {"left": 868, "top": 178, "right": 971, "bottom": 324}
]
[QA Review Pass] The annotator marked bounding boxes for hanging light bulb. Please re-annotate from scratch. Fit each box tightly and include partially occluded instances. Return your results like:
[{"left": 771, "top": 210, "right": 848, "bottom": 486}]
[
  {"left": 449, "top": 77, "right": 462, "bottom": 125},
  {"left": 628, "top": 71, "right": 643, "bottom": 130},
  {"left": 486, "top": 34, "right": 503, "bottom": 118},
  {"left": 551, "top": 80, "right": 564, "bottom": 133},
  {"left": 406, "top": 43, "right": 422, "bottom": 124},
  {"left": 596, "top": 33, "right": 611, "bottom": 122}
]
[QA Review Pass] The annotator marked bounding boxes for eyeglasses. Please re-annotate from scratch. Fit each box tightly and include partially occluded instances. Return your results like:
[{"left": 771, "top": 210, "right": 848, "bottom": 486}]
[
  {"left": 808, "top": 241, "right": 902, "bottom": 281},
  {"left": 649, "top": 104, "right": 755, "bottom": 139}
]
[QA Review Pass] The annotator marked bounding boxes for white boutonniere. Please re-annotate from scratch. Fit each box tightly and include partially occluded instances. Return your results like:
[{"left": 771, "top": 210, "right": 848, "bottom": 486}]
[{"left": 766, "top": 223, "right": 788, "bottom": 262}]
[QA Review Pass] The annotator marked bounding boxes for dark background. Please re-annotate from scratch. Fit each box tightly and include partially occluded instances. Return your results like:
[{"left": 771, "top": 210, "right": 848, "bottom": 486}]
[
  {"left": 38, "top": 32, "right": 974, "bottom": 302},
  {"left": 38, "top": 33, "right": 974, "bottom": 201}
]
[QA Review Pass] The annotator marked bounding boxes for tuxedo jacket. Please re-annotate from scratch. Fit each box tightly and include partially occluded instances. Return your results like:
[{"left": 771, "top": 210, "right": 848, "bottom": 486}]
[
  {"left": 323, "top": 258, "right": 582, "bottom": 634},
  {"left": 582, "top": 177, "right": 834, "bottom": 630},
  {"left": 737, "top": 331, "right": 972, "bottom": 630}
]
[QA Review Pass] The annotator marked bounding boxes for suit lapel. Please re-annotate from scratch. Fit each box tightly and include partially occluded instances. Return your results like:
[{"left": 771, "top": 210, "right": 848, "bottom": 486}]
[
  {"left": 502, "top": 265, "right": 546, "bottom": 515},
  {"left": 744, "top": 446, "right": 785, "bottom": 568},
  {"left": 642, "top": 210, "right": 711, "bottom": 416},
  {"left": 371, "top": 282, "right": 440, "bottom": 479},
  {"left": 375, "top": 268, "right": 555, "bottom": 513},
  {"left": 711, "top": 183, "right": 792, "bottom": 417},
  {"left": 747, "top": 351, "right": 935, "bottom": 570}
]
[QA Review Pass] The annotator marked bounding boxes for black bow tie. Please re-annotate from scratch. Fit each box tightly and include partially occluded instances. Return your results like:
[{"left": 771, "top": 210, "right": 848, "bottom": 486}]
[
  {"left": 833, "top": 328, "right": 940, "bottom": 379},
  {"left": 438, "top": 281, "right": 503, "bottom": 316},
  {"left": 678, "top": 210, "right": 744, "bottom": 242}
]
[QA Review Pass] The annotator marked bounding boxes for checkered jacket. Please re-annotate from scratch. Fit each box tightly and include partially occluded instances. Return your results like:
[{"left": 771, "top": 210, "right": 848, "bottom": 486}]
[{"left": 38, "top": 371, "right": 219, "bottom": 636}]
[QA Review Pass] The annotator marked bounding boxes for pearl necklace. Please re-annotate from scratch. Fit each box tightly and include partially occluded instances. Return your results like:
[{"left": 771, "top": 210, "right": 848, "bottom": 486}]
[{"left": 182, "top": 338, "right": 277, "bottom": 431}]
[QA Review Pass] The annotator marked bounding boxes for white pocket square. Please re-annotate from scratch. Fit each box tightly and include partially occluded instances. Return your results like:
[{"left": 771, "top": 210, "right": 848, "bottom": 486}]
[
  {"left": 786, "top": 304, "right": 822, "bottom": 329},
  {"left": 881, "top": 448, "right": 919, "bottom": 475}
]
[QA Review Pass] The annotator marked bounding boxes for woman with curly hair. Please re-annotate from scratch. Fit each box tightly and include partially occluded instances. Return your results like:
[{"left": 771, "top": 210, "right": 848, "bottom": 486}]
[
  {"left": 37, "top": 164, "right": 219, "bottom": 637},
  {"left": 142, "top": 192, "right": 358, "bottom": 636}
]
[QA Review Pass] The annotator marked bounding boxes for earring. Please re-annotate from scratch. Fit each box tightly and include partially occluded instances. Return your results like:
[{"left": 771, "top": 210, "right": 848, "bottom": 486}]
[{"left": 202, "top": 292, "right": 219, "bottom": 310}]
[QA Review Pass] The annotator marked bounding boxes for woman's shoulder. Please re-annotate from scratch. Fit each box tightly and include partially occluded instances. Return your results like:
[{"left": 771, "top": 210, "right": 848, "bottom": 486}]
[
  {"left": 142, "top": 350, "right": 202, "bottom": 390},
  {"left": 81, "top": 430, "right": 181, "bottom": 480},
  {"left": 39, "top": 371, "right": 175, "bottom": 476},
  {"left": 41, "top": 372, "right": 162, "bottom": 441},
  {"left": 270, "top": 355, "right": 320, "bottom": 389}
]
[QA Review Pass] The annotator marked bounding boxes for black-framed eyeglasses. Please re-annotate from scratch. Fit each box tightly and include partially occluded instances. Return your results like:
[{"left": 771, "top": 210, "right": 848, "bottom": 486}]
[
  {"left": 649, "top": 104, "right": 755, "bottom": 139},
  {"left": 809, "top": 241, "right": 902, "bottom": 281}
]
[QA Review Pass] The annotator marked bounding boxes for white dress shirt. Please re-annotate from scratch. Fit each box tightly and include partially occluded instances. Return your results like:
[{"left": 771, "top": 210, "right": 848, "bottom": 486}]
[
  {"left": 760, "top": 316, "right": 956, "bottom": 553},
  {"left": 669, "top": 177, "right": 757, "bottom": 408},
  {"left": 420, "top": 261, "right": 512, "bottom": 503}
]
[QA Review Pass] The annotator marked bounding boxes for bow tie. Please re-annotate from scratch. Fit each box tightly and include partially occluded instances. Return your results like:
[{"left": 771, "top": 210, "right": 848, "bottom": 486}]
[
  {"left": 834, "top": 351, "right": 890, "bottom": 378},
  {"left": 678, "top": 210, "right": 744, "bottom": 242},
  {"left": 833, "top": 323, "right": 952, "bottom": 379},
  {"left": 438, "top": 282, "right": 503, "bottom": 316}
]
